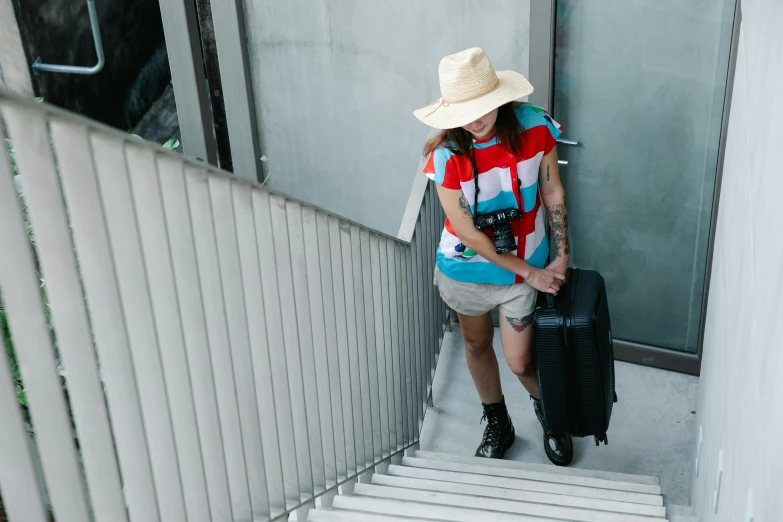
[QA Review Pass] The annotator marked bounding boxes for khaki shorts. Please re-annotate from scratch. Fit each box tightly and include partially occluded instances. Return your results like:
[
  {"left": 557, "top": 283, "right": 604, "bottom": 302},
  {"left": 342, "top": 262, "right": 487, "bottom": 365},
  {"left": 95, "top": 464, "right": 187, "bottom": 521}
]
[{"left": 434, "top": 266, "right": 538, "bottom": 318}]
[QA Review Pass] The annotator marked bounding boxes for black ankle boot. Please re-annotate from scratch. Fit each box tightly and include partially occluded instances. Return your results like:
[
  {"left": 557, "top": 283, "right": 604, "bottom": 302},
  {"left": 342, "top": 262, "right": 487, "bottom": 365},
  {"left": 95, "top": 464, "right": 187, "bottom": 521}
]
[
  {"left": 475, "top": 398, "right": 515, "bottom": 459},
  {"left": 532, "top": 396, "right": 573, "bottom": 466}
]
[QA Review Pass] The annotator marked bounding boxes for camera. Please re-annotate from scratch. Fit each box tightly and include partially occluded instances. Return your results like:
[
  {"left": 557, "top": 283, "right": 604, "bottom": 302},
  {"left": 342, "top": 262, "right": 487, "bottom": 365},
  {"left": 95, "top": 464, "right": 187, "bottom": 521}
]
[{"left": 474, "top": 208, "right": 522, "bottom": 254}]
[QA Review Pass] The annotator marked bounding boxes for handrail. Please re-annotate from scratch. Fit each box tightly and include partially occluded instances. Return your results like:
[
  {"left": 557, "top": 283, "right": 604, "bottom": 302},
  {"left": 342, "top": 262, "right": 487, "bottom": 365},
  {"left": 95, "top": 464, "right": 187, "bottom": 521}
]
[
  {"left": 0, "top": 88, "right": 447, "bottom": 522},
  {"left": 397, "top": 128, "right": 439, "bottom": 243}
]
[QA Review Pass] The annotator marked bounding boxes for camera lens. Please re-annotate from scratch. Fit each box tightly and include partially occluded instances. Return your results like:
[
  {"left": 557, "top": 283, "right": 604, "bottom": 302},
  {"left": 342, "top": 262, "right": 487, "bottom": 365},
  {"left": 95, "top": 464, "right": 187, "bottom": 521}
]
[{"left": 493, "top": 221, "right": 516, "bottom": 253}]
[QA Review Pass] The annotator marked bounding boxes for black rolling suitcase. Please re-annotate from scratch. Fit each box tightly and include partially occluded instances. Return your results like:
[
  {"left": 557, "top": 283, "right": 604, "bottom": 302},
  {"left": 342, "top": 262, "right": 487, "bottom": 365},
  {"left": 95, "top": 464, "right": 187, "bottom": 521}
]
[{"left": 533, "top": 267, "right": 617, "bottom": 445}]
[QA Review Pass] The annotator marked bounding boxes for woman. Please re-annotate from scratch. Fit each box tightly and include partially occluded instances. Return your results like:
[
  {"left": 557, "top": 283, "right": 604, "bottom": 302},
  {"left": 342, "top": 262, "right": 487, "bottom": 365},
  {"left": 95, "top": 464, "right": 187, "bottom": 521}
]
[{"left": 414, "top": 48, "right": 573, "bottom": 465}]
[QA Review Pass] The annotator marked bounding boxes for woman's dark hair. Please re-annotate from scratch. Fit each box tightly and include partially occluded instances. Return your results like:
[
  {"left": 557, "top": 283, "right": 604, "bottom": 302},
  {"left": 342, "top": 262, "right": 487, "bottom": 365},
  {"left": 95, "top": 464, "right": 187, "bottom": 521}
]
[{"left": 423, "top": 102, "right": 524, "bottom": 158}]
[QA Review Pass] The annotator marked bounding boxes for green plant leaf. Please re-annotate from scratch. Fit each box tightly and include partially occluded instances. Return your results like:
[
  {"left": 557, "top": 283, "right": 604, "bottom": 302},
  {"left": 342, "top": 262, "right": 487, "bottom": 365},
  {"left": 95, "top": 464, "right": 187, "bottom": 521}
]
[
  {"left": 162, "top": 138, "right": 180, "bottom": 151},
  {"left": 260, "top": 155, "right": 267, "bottom": 162},
  {"left": 34, "top": 97, "right": 44, "bottom": 103},
  {"left": 194, "top": 156, "right": 204, "bottom": 162}
]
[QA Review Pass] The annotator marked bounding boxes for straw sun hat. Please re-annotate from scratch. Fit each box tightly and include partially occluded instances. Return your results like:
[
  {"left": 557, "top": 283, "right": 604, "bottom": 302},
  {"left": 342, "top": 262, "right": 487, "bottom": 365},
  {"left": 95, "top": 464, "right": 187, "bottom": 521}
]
[{"left": 414, "top": 47, "right": 534, "bottom": 130}]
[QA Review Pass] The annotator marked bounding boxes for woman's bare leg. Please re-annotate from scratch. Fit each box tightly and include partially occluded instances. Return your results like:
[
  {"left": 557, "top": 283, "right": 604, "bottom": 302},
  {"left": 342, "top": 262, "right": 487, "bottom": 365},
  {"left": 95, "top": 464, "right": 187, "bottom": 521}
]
[
  {"left": 498, "top": 312, "right": 539, "bottom": 399},
  {"left": 457, "top": 312, "right": 502, "bottom": 404}
]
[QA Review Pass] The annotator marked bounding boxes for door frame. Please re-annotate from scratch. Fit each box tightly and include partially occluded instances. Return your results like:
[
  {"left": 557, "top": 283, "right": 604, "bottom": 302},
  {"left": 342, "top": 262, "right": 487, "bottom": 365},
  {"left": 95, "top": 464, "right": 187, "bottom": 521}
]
[{"left": 529, "top": 0, "right": 743, "bottom": 375}]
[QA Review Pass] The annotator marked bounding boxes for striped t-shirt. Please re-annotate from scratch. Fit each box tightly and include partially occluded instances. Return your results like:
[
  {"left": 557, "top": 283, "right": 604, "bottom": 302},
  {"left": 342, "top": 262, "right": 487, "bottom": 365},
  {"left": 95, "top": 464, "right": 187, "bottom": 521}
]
[{"left": 424, "top": 104, "right": 562, "bottom": 285}]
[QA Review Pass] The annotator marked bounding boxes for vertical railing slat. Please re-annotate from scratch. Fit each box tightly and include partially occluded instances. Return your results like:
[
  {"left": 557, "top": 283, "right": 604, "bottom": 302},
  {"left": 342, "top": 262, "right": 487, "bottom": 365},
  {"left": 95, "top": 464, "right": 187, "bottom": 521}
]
[
  {"left": 412, "top": 219, "right": 426, "bottom": 431},
  {"left": 340, "top": 222, "right": 367, "bottom": 470},
  {"left": 269, "top": 194, "right": 314, "bottom": 499},
  {"left": 285, "top": 201, "right": 327, "bottom": 494},
  {"left": 126, "top": 144, "right": 212, "bottom": 522},
  {"left": 395, "top": 243, "right": 411, "bottom": 445},
  {"left": 0, "top": 336, "right": 49, "bottom": 522},
  {"left": 328, "top": 217, "right": 356, "bottom": 475},
  {"left": 433, "top": 183, "right": 445, "bottom": 343},
  {"left": 316, "top": 213, "right": 347, "bottom": 480},
  {"left": 303, "top": 208, "right": 338, "bottom": 487},
  {"left": 383, "top": 238, "right": 399, "bottom": 452},
  {"left": 158, "top": 156, "right": 234, "bottom": 522},
  {"left": 251, "top": 190, "right": 301, "bottom": 507},
  {"left": 427, "top": 185, "right": 437, "bottom": 349},
  {"left": 14, "top": 111, "right": 127, "bottom": 522},
  {"left": 185, "top": 166, "right": 253, "bottom": 519},
  {"left": 209, "top": 176, "right": 271, "bottom": 519},
  {"left": 421, "top": 196, "right": 434, "bottom": 398},
  {"left": 352, "top": 226, "right": 376, "bottom": 466},
  {"left": 403, "top": 246, "right": 416, "bottom": 443},
  {"left": 395, "top": 241, "right": 406, "bottom": 448},
  {"left": 431, "top": 186, "right": 440, "bottom": 366},
  {"left": 369, "top": 234, "right": 390, "bottom": 457},
  {"left": 0, "top": 116, "right": 57, "bottom": 522},
  {"left": 231, "top": 182, "right": 286, "bottom": 516},
  {"left": 381, "top": 238, "right": 402, "bottom": 450},
  {"left": 91, "top": 133, "right": 189, "bottom": 522},
  {"left": 411, "top": 242, "right": 422, "bottom": 435}
]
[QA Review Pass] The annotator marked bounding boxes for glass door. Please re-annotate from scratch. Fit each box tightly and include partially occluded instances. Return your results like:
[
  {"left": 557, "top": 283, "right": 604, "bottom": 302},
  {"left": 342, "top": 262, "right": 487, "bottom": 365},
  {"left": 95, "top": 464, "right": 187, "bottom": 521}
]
[{"left": 541, "top": 0, "right": 739, "bottom": 372}]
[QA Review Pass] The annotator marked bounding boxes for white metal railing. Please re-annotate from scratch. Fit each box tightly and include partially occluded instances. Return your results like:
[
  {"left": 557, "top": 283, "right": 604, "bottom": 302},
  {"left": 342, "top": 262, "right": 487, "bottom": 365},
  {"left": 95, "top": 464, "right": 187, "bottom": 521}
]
[{"left": 0, "top": 90, "right": 447, "bottom": 522}]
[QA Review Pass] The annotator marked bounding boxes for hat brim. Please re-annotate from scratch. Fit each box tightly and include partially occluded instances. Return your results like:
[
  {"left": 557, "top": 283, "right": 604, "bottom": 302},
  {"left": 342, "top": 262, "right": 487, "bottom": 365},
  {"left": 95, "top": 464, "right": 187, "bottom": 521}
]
[{"left": 413, "top": 70, "right": 534, "bottom": 130}]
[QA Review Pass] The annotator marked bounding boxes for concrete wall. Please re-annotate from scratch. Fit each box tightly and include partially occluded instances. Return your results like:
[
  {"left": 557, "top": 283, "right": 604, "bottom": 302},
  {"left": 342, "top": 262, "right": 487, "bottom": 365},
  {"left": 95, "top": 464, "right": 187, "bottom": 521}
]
[
  {"left": 241, "top": 0, "right": 530, "bottom": 236},
  {"left": 691, "top": 1, "right": 783, "bottom": 519}
]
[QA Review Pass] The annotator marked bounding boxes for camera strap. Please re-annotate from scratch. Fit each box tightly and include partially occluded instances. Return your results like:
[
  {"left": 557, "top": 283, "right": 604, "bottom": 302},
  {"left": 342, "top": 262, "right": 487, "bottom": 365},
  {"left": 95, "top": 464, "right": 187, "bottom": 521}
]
[{"left": 471, "top": 145, "right": 480, "bottom": 219}]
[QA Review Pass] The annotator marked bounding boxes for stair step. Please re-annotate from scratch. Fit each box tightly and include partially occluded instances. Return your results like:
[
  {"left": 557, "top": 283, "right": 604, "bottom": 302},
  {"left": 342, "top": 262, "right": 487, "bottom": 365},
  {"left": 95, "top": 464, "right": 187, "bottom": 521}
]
[
  {"left": 331, "top": 495, "right": 562, "bottom": 521},
  {"left": 415, "top": 450, "right": 660, "bottom": 486},
  {"left": 354, "top": 482, "right": 666, "bottom": 522},
  {"left": 665, "top": 504, "right": 696, "bottom": 521},
  {"left": 308, "top": 509, "right": 428, "bottom": 522},
  {"left": 388, "top": 464, "right": 663, "bottom": 506},
  {"left": 666, "top": 505, "right": 695, "bottom": 516},
  {"left": 372, "top": 473, "right": 667, "bottom": 518},
  {"left": 402, "top": 457, "right": 662, "bottom": 495}
]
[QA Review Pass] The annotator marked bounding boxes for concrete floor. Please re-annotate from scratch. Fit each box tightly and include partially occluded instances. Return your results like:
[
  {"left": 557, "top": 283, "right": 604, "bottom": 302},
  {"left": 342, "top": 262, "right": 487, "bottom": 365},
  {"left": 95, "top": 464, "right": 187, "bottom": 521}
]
[{"left": 420, "top": 328, "right": 700, "bottom": 506}]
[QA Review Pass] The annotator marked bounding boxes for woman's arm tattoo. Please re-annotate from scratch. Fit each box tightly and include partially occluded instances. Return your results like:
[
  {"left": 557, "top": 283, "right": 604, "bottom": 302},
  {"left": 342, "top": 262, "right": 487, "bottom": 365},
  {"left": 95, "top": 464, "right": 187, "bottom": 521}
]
[
  {"left": 546, "top": 203, "right": 571, "bottom": 258},
  {"left": 458, "top": 194, "right": 473, "bottom": 219}
]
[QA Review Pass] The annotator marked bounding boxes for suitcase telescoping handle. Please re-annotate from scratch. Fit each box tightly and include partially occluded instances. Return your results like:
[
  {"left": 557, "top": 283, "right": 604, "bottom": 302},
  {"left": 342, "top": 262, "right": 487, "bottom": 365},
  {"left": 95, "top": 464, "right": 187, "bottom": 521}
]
[{"left": 546, "top": 292, "right": 555, "bottom": 308}]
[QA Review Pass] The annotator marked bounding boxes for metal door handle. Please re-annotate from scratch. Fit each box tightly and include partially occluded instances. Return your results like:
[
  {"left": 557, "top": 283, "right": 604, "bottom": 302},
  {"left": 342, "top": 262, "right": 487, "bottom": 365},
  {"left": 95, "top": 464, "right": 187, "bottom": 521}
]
[
  {"left": 556, "top": 138, "right": 578, "bottom": 146},
  {"left": 32, "top": 0, "right": 105, "bottom": 75}
]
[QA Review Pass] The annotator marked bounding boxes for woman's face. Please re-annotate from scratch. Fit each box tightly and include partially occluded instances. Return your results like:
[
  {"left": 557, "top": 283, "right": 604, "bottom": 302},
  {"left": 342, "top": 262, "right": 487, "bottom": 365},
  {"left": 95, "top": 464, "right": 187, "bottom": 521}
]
[{"left": 462, "top": 109, "right": 499, "bottom": 140}]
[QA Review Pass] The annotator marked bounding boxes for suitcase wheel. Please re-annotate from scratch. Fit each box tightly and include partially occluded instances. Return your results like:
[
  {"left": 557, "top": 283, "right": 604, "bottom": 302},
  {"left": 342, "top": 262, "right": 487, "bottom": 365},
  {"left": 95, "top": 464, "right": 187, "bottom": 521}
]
[
  {"left": 613, "top": 391, "right": 618, "bottom": 403},
  {"left": 594, "top": 434, "right": 609, "bottom": 446}
]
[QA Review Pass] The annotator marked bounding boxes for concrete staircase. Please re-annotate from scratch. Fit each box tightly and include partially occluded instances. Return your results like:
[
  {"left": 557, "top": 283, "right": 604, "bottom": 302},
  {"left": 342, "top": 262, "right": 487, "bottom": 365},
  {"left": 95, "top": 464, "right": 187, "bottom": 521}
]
[{"left": 308, "top": 451, "right": 697, "bottom": 521}]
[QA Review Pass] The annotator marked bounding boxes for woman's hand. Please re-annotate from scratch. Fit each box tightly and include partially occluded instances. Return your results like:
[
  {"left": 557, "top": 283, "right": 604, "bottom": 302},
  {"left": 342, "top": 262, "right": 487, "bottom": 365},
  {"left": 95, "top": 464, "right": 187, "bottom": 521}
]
[{"left": 524, "top": 267, "right": 566, "bottom": 295}]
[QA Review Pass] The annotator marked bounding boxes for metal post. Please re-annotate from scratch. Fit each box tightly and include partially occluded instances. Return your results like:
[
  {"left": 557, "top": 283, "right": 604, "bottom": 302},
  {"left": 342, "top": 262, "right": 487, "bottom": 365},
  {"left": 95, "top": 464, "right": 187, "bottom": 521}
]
[
  {"left": 157, "top": 0, "right": 218, "bottom": 163},
  {"left": 528, "top": 0, "right": 556, "bottom": 111},
  {"left": 207, "top": 0, "right": 263, "bottom": 181},
  {"left": 0, "top": 0, "right": 33, "bottom": 94}
]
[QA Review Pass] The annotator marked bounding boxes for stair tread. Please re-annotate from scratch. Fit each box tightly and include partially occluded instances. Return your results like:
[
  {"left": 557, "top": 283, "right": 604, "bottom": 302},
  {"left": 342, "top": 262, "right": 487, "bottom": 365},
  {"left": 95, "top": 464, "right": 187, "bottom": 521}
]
[
  {"left": 308, "top": 508, "right": 430, "bottom": 522},
  {"left": 388, "top": 464, "right": 663, "bottom": 506},
  {"left": 402, "top": 456, "right": 662, "bottom": 495},
  {"left": 354, "top": 482, "right": 666, "bottom": 522},
  {"left": 372, "top": 473, "right": 667, "bottom": 517},
  {"left": 332, "top": 495, "right": 564, "bottom": 521},
  {"left": 416, "top": 450, "right": 661, "bottom": 486},
  {"left": 665, "top": 504, "right": 695, "bottom": 516}
]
